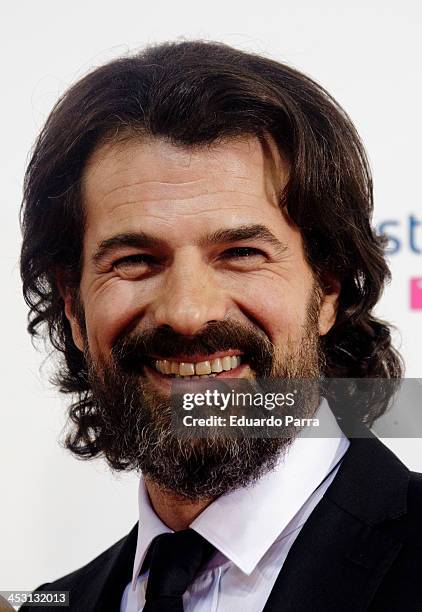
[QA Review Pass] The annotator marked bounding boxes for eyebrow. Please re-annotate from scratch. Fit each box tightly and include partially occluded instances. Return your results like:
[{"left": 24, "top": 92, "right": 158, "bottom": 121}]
[
  {"left": 91, "top": 223, "right": 289, "bottom": 266},
  {"left": 92, "top": 232, "right": 167, "bottom": 266},
  {"left": 199, "top": 224, "right": 289, "bottom": 256}
]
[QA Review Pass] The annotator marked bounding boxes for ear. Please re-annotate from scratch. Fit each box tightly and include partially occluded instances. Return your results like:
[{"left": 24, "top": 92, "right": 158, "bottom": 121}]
[
  {"left": 56, "top": 271, "right": 85, "bottom": 352},
  {"left": 317, "top": 275, "right": 341, "bottom": 336}
]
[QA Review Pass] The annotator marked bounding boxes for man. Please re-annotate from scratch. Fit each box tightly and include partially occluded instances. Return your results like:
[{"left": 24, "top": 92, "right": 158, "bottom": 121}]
[{"left": 20, "top": 41, "right": 421, "bottom": 611}]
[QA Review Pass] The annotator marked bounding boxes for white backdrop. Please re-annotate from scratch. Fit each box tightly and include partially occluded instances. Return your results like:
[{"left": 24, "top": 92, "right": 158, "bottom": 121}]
[{"left": 1, "top": 0, "right": 421, "bottom": 593}]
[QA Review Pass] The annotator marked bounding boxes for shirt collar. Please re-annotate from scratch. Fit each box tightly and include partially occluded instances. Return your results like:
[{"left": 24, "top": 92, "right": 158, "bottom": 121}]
[{"left": 131, "top": 398, "right": 349, "bottom": 586}]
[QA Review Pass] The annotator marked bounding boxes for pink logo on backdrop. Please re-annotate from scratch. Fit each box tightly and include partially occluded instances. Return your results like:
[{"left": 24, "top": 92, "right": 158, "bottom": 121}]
[{"left": 410, "top": 278, "right": 422, "bottom": 310}]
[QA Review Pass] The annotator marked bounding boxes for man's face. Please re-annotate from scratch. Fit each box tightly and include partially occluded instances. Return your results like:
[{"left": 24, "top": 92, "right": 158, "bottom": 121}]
[{"left": 61, "top": 134, "right": 339, "bottom": 498}]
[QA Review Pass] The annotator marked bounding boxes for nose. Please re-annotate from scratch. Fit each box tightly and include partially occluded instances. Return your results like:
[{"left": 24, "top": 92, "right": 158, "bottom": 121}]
[{"left": 151, "top": 248, "right": 228, "bottom": 336}]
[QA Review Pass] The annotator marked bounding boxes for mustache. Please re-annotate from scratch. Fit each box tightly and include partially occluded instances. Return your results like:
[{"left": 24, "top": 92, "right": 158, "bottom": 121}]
[{"left": 111, "top": 320, "right": 275, "bottom": 376}]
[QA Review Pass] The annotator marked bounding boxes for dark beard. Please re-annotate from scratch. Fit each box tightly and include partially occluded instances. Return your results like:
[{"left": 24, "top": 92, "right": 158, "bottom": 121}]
[{"left": 80, "top": 289, "right": 323, "bottom": 501}]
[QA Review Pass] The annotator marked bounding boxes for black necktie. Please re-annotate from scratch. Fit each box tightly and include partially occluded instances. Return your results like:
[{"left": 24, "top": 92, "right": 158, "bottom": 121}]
[{"left": 142, "top": 529, "right": 215, "bottom": 612}]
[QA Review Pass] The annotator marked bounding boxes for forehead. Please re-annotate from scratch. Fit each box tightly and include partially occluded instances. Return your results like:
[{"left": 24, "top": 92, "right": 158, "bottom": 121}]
[{"left": 81, "top": 134, "right": 290, "bottom": 241}]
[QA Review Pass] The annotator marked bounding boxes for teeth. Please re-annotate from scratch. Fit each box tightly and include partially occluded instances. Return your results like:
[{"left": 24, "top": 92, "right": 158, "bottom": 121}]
[
  {"left": 153, "top": 355, "right": 242, "bottom": 376},
  {"left": 179, "top": 362, "right": 195, "bottom": 376},
  {"left": 222, "top": 356, "right": 232, "bottom": 371},
  {"left": 196, "top": 360, "right": 211, "bottom": 375},
  {"left": 211, "top": 358, "right": 223, "bottom": 373}
]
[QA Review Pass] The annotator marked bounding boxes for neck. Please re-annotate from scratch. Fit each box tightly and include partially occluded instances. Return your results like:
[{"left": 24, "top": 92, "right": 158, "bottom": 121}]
[{"left": 145, "top": 478, "right": 214, "bottom": 531}]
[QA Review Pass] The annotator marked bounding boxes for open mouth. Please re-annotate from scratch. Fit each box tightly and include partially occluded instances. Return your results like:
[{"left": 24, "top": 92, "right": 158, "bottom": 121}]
[{"left": 145, "top": 352, "right": 244, "bottom": 380}]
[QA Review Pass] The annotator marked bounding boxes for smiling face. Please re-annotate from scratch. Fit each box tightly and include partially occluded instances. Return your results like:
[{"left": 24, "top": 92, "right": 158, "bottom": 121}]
[
  {"left": 64, "top": 135, "right": 338, "bottom": 376},
  {"left": 59, "top": 134, "right": 340, "bottom": 498}
]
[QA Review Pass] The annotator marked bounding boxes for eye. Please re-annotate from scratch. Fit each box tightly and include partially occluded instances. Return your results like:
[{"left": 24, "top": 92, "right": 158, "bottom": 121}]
[
  {"left": 221, "top": 247, "right": 265, "bottom": 259},
  {"left": 113, "top": 253, "right": 158, "bottom": 278},
  {"left": 113, "top": 254, "right": 157, "bottom": 269}
]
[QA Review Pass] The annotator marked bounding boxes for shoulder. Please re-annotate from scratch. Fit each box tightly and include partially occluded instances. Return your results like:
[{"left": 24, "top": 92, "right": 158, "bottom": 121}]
[
  {"left": 406, "top": 471, "right": 422, "bottom": 537},
  {"left": 21, "top": 525, "right": 138, "bottom": 611},
  {"left": 368, "top": 470, "right": 422, "bottom": 610},
  {"left": 408, "top": 469, "right": 422, "bottom": 497}
]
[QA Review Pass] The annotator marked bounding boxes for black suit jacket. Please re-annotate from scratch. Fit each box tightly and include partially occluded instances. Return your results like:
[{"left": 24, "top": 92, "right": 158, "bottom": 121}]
[{"left": 21, "top": 432, "right": 422, "bottom": 612}]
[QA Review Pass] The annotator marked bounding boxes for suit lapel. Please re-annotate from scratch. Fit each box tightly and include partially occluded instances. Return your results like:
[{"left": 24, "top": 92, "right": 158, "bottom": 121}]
[
  {"left": 90, "top": 523, "right": 138, "bottom": 612},
  {"left": 264, "top": 434, "right": 409, "bottom": 612}
]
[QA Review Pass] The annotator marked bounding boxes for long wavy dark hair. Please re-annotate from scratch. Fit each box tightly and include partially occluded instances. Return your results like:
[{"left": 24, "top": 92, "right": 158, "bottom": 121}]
[{"left": 20, "top": 40, "right": 403, "bottom": 458}]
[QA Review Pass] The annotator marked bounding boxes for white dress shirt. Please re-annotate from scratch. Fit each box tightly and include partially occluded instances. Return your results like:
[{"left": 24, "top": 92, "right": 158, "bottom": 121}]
[{"left": 121, "top": 399, "right": 349, "bottom": 612}]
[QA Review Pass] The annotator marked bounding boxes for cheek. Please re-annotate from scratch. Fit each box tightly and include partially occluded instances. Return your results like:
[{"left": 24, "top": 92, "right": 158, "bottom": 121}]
[
  {"left": 83, "top": 281, "right": 147, "bottom": 356},
  {"left": 231, "top": 275, "right": 310, "bottom": 342}
]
